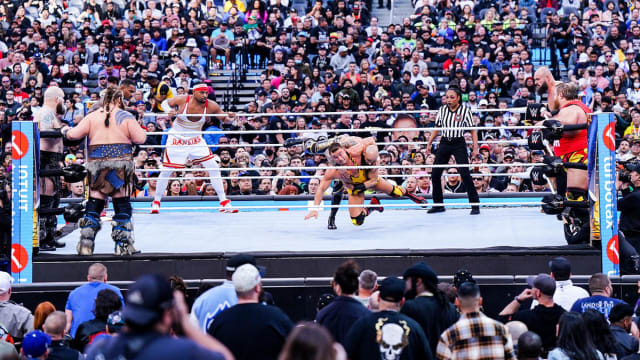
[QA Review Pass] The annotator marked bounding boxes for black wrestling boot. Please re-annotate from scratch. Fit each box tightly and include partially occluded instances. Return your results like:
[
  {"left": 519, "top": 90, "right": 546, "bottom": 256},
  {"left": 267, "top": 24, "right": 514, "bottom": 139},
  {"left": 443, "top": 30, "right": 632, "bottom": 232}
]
[
  {"left": 470, "top": 206, "right": 480, "bottom": 215},
  {"left": 427, "top": 206, "right": 445, "bottom": 214},
  {"left": 328, "top": 216, "right": 337, "bottom": 230}
]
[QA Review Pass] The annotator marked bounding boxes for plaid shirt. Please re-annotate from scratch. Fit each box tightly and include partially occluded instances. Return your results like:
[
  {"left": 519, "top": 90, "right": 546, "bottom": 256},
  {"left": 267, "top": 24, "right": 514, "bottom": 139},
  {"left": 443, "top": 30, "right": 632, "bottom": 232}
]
[{"left": 436, "top": 311, "right": 516, "bottom": 360}]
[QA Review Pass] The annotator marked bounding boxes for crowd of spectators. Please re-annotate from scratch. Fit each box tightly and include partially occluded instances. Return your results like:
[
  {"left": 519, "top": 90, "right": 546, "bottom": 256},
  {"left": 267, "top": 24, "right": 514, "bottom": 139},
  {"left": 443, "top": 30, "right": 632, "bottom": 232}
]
[{"left": 1, "top": 256, "right": 640, "bottom": 359}]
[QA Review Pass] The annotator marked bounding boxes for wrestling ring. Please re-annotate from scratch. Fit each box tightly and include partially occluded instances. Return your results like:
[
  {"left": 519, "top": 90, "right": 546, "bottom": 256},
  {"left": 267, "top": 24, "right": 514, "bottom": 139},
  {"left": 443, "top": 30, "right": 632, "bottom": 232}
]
[{"left": 10, "top": 107, "right": 621, "bottom": 283}]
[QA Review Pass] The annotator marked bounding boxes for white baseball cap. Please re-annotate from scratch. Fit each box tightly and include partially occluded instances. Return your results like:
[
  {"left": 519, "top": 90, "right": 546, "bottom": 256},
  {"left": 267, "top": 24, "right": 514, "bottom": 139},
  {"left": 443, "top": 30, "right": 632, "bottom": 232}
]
[
  {"left": 232, "top": 264, "right": 261, "bottom": 292},
  {"left": 0, "top": 272, "right": 13, "bottom": 295},
  {"left": 186, "top": 38, "right": 197, "bottom": 47}
]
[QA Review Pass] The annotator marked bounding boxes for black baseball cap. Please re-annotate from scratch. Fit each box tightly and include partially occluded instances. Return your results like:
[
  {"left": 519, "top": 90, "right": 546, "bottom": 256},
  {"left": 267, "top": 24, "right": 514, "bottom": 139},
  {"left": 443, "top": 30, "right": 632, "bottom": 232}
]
[
  {"left": 123, "top": 274, "right": 174, "bottom": 326},
  {"left": 226, "top": 254, "right": 257, "bottom": 272},
  {"left": 226, "top": 254, "right": 266, "bottom": 275},
  {"left": 453, "top": 269, "right": 475, "bottom": 288},
  {"left": 403, "top": 262, "right": 437, "bottom": 285},
  {"left": 527, "top": 274, "right": 556, "bottom": 296},
  {"left": 379, "top": 277, "right": 405, "bottom": 302}
]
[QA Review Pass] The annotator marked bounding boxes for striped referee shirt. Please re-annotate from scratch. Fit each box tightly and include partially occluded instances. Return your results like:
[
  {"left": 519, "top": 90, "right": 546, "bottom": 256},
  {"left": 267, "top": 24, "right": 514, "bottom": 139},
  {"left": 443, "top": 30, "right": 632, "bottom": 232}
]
[{"left": 436, "top": 103, "right": 474, "bottom": 138}]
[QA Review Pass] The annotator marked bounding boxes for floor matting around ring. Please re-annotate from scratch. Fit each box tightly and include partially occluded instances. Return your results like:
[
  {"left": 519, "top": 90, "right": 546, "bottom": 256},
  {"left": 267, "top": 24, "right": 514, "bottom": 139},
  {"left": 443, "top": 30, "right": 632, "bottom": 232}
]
[{"left": 55, "top": 207, "right": 566, "bottom": 255}]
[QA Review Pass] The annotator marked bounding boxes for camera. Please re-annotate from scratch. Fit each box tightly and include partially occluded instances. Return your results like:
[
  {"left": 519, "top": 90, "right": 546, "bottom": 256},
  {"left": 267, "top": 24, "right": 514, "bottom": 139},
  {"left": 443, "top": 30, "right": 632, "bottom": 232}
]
[{"left": 619, "top": 160, "right": 640, "bottom": 183}]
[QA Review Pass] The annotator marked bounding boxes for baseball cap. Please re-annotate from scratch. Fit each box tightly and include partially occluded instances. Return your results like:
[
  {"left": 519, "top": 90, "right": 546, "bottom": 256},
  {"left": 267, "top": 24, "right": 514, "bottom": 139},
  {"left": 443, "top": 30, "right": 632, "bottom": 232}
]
[
  {"left": 478, "top": 99, "right": 489, "bottom": 106},
  {"left": 0, "top": 271, "right": 12, "bottom": 295},
  {"left": 136, "top": 100, "right": 146, "bottom": 106},
  {"left": 378, "top": 277, "right": 405, "bottom": 302},
  {"left": 22, "top": 330, "right": 51, "bottom": 358},
  {"left": 527, "top": 273, "right": 556, "bottom": 296},
  {"left": 415, "top": 80, "right": 425, "bottom": 88},
  {"left": 107, "top": 310, "right": 125, "bottom": 332},
  {"left": 548, "top": 257, "right": 571, "bottom": 278},
  {"left": 232, "top": 264, "right": 261, "bottom": 292},
  {"left": 297, "top": 31, "right": 309, "bottom": 38},
  {"left": 186, "top": 38, "right": 197, "bottom": 47},
  {"left": 416, "top": 171, "right": 430, "bottom": 178},
  {"left": 503, "top": 152, "right": 515, "bottom": 160},
  {"left": 65, "top": 154, "right": 76, "bottom": 163},
  {"left": 453, "top": 269, "right": 475, "bottom": 288},
  {"left": 226, "top": 254, "right": 257, "bottom": 272},
  {"left": 479, "top": 144, "right": 490, "bottom": 152},
  {"left": 403, "top": 262, "right": 438, "bottom": 285},
  {"left": 338, "top": 45, "right": 348, "bottom": 53},
  {"left": 123, "top": 274, "right": 175, "bottom": 326},
  {"left": 379, "top": 150, "right": 390, "bottom": 156}
]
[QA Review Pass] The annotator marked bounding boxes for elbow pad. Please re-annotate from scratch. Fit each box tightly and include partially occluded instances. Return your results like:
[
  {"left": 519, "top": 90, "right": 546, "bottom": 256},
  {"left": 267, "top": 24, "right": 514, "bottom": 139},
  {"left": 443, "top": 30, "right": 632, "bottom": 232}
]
[{"left": 161, "top": 100, "right": 172, "bottom": 113}]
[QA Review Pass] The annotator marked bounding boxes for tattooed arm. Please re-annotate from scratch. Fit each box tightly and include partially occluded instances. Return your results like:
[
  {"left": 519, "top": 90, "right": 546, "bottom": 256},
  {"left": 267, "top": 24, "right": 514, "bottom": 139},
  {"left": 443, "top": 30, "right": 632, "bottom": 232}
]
[{"left": 35, "top": 108, "right": 62, "bottom": 130}]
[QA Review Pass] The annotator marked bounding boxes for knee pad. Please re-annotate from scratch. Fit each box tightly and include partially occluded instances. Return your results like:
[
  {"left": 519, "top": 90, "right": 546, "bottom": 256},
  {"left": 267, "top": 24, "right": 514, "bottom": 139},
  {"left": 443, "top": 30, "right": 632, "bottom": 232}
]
[
  {"left": 85, "top": 198, "right": 106, "bottom": 216},
  {"left": 566, "top": 188, "right": 587, "bottom": 202},
  {"left": 351, "top": 212, "right": 366, "bottom": 226},
  {"left": 112, "top": 197, "right": 132, "bottom": 217},
  {"left": 389, "top": 185, "right": 404, "bottom": 198}
]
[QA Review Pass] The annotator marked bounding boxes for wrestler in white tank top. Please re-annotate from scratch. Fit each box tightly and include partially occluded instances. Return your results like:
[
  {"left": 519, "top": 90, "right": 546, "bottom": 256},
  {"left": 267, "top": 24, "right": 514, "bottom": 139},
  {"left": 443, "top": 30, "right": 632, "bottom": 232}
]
[{"left": 172, "top": 95, "right": 208, "bottom": 137}]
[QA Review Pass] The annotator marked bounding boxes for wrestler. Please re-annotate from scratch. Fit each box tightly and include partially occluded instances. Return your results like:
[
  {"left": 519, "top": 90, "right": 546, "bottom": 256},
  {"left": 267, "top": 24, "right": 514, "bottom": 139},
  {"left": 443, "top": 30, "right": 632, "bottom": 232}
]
[
  {"left": 304, "top": 141, "right": 426, "bottom": 226},
  {"left": 534, "top": 66, "right": 560, "bottom": 112},
  {"left": 546, "top": 82, "right": 589, "bottom": 200},
  {"left": 63, "top": 85, "right": 147, "bottom": 255},
  {"left": 539, "top": 82, "right": 591, "bottom": 244},
  {"left": 151, "top": 81, "right": 236, "bottom": 213},
  {"left": 35, "top": 86, "right": 67, "bottom": 251}
]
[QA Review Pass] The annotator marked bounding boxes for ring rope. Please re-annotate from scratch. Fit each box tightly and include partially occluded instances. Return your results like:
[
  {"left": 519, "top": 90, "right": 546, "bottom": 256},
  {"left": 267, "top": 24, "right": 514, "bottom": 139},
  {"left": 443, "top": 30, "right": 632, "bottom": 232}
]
[
  {"left": 133, "top": 201, "right": 543, "bottom": 211},
  {"left": 144, "top": 125, "right": 542, "bottom": 136},
  {"left": 143, "top": 107, "right": 528, "bottom": 118},
  {"left": 137, "top": 171, "right": 532, "bottom": 181},
  {"left": 133, "top": 163, "right": 540, "bottom": 172},
  {"left": 138, "top": 139, "right": 531, "bottom": 149}
]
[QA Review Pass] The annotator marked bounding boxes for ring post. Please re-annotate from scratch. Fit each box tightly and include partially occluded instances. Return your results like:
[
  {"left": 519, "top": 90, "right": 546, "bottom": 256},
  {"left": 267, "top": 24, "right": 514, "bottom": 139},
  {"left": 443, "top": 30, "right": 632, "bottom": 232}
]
[
  {"left": 593, "top": 112, "right": 619, "bottom": 276},
  {"left": 10, "top": 121, "right": 35, "bottom": 283}
]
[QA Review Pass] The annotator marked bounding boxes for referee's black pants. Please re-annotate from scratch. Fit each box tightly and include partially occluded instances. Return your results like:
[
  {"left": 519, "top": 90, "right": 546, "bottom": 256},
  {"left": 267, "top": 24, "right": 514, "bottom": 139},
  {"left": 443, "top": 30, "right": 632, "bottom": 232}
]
[{"left": 431, "top": 138, "right": 479, "bottom": 207}]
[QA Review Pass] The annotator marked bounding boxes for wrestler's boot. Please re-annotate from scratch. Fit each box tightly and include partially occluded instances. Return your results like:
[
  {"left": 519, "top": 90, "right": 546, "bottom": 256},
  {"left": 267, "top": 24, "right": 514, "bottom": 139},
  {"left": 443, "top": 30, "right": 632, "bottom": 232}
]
[
  {"left": 38, "top": 195, "right": 65, "bottom": 251},
  {"left": 328, "top": 181, "right": 344, "bottom": 230},
  {"left": 111, "top": 198, "right": 139, "bottom": 256},
  {"left": 77, "top": 198, "right": 104, "bottom": 255},
  {"left": 561, "top": 188, "right": 590, "bottom": 245},
  {"left": 388, "top": 185, "right": 428, "bottom": 207},
  {"left": 111, "top": 214, "right": 139, "bottom": 255},
  {"left": 366, "top": 197, "right": 384, "bottom": 214}
]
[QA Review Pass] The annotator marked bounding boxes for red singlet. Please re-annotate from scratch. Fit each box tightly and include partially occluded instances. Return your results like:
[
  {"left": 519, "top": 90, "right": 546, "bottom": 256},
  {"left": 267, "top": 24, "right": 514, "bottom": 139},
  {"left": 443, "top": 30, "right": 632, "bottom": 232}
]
[{"left": 553, "top": 100, "right": 590, "bottom": 157}]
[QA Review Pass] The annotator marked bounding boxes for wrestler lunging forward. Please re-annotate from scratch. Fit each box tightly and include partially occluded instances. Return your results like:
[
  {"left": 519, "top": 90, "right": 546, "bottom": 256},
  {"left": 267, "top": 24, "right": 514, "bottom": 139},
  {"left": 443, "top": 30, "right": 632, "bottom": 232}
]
[
  {"left": 151, "top": 82, "right": 236, "bottom": 213},
  {"left": 304, "top": 137, "right": 425, "bottom": 226},
  {"left": 63, "top": 85, "right": 147, "bottom": 255}
]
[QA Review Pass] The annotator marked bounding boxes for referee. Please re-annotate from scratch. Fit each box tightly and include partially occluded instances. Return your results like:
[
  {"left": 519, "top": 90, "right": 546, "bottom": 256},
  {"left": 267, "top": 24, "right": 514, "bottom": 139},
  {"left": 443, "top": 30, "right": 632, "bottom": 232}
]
[{"left": 426, "top": 85, "right": 480, "bottom": 215}]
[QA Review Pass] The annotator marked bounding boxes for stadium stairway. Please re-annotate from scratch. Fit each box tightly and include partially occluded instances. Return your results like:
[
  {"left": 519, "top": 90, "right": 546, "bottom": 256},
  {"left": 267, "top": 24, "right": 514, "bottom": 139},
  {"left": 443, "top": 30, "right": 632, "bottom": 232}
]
[
  {"left": 372, "top": 0, "right": 415, "bottom": 26},
  {"left": 208, "top": 68, "right": 264, "bottom": 111}
]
